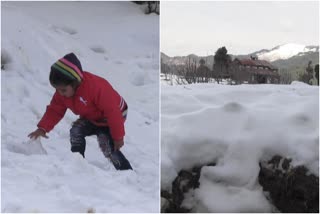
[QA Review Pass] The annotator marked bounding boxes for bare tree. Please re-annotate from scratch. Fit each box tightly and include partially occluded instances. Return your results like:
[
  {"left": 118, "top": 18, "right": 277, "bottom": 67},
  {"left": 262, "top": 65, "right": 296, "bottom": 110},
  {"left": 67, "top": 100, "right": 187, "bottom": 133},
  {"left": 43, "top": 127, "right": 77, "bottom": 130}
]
[
  {"left": 161, "top": 58, "right": 170, "bottom": 81},
  {"left": 279, "top": 68, "right": 293, "bottom": 84},
  {"left": 197, "top": 58, "right": 211, "bottom": 83},
  {"left": 182, "top": 56, "right": 197, "bottom": 84},
  {"left": 174, "top": 64, "right": 188, "bottom": 85}
]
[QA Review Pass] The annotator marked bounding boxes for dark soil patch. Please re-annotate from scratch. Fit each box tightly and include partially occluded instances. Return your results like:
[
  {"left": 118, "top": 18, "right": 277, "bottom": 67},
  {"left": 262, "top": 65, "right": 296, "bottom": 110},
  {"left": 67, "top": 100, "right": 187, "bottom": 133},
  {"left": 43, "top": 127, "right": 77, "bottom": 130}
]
[
  {"left": 161, "top": 162, "right": 216, "bottom": 213},
  {"left": 259, "top": 155, "right": 319, "bottom": 213}
]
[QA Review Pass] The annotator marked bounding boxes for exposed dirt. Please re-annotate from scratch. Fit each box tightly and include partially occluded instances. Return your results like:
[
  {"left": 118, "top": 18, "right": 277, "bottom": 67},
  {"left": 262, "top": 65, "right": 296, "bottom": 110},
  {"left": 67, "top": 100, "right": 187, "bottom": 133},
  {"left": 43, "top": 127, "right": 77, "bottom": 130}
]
[{"left": 259, "top": 155, "right": 319, "bottom": 213}]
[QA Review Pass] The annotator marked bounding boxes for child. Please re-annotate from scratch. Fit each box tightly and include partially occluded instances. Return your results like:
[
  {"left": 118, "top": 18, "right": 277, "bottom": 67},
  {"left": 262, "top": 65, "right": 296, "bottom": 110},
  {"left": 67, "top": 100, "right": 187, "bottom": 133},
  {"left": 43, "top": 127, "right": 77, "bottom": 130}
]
[{"left": 28, "top": 53, "right": 132, "bottom": 170}]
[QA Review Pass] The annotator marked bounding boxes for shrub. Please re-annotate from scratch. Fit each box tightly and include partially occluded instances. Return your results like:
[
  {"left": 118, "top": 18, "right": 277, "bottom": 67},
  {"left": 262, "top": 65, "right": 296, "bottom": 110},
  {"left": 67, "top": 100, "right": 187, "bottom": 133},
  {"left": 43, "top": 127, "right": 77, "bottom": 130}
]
[{"left": 1, "top": 49, "right": 12, "bottom": 70}]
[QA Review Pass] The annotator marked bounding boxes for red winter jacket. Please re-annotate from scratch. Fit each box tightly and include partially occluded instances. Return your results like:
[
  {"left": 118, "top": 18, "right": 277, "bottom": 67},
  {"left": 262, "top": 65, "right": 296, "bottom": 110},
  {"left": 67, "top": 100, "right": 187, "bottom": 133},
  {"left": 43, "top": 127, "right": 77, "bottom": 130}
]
[{"left": 37, "top": 71, "right": 127, "bottom": 141}]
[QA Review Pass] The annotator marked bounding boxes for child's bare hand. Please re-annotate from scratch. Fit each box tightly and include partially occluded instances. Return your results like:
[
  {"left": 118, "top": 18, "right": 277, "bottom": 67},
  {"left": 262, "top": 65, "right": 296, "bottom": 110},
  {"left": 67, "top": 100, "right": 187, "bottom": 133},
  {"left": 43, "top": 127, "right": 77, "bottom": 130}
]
[
  {"left": 28, "top": 128, "right": 49, "bottom": 140},
  {"left": 114, "top": 139, "right": 124, "bottom": 151}
]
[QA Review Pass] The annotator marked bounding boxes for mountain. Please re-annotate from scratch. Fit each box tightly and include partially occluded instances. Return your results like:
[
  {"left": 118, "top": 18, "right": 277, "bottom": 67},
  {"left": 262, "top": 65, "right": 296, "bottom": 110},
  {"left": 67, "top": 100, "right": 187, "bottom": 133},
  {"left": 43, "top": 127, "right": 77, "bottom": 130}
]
[
  {"left": 162, "top": 43, "right": 318, "bottom": 65},
  {"left": 272, "top": 51, "right": 319, "bottom": 79},
  {"left": 161, "top": 52, "right": 215, "bottom": 68},
  {"left": 161, "top": 43, "right": 319, "bottom": 79},
  {"left": 256, "top": 43, "right": 319, "bottom": 62}
]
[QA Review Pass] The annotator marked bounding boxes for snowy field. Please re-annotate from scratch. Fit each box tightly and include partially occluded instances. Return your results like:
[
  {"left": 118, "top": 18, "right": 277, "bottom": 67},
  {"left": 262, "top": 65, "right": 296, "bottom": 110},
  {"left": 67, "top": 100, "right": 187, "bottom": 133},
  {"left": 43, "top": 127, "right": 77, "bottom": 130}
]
[
  {"left": 1, "top": 2, "right": 159, "bottom": 212},
  {"left": 161, "top": 82, "right": 319, "bottom": 212},
  {"left": 160, "top": 74, "right": 231, "bottom": 86}
]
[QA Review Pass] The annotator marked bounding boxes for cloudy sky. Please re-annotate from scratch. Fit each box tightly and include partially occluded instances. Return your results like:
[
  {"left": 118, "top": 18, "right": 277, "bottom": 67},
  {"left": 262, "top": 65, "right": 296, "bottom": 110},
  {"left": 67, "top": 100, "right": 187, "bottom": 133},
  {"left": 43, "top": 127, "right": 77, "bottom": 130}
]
[{"left": 161, "top": 1, "right": 319, "bottom": 57}]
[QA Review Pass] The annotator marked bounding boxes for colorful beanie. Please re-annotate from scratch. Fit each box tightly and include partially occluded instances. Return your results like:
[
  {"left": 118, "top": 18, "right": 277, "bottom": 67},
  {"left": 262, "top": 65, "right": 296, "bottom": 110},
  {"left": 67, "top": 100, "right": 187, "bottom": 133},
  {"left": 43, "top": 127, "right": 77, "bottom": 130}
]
[{"left": 51, "top": 53, "right": 84, "bottom": 82}]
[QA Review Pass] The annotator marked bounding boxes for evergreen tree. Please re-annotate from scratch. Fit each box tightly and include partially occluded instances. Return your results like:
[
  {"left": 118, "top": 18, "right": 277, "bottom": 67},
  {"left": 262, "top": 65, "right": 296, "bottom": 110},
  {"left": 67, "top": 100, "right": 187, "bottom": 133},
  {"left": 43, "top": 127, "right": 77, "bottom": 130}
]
[{"left": 315, "top": 64, "right": 319, "bottom": 85}]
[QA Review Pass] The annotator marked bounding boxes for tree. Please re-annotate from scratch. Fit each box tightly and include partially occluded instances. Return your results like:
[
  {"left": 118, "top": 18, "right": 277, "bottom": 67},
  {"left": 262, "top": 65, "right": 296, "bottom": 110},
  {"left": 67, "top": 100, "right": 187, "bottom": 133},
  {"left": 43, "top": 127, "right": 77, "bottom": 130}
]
[
  {"left": 132, "top": 1, "right": 159, "bottom": 15},
  {"left": 161, "top": 59, "right": 170, "bottom": 81},
  {"left": 175, "top": 56, "right": 198, "bottom": 84},
  {"left": 213, "top": 46, "right": 231, "bottom": 84},
  {"left": 185, "top": 57, "right": 197, "bottom": 84},
  {"left": 315, "top": 64, "right": 319, "bottom": 85},
  {"left": 147, "top": 1, "right": 159, "bottom": 15},
  {"left": 299, "top": 61, "right": 314, "bottom": 85},
  {"left": 132, "top": 1, "right": 146, "bottom": 4},
  {"left": 199, "top": 58, "right": 205, "bottom": 66},
  {"left": 279, "top": 68, "right": 293, "bottom": 84},
  {"left": 197, "top": 58, "right": 210, "bottom": 83}
]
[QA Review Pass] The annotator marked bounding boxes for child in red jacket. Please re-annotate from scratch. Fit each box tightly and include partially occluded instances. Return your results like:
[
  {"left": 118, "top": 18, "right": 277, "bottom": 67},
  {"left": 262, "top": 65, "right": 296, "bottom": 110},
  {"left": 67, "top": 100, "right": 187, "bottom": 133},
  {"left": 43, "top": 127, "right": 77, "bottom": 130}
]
[{"left": 28, "top": 53, "right": 132, "bottom": 170}]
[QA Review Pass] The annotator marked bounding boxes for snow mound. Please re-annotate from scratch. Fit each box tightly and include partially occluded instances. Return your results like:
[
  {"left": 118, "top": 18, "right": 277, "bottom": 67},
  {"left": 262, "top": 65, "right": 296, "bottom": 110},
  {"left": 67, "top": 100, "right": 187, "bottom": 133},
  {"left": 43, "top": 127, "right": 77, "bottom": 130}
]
[
  {"left": 5, "top": 139, "right": 47, "bottom": 156},
  {"left": 291, "top": 80, "right": 311, "bottom": 86},
  {"left": 162, "top": 83, "right": 319, "bottom": 212}
]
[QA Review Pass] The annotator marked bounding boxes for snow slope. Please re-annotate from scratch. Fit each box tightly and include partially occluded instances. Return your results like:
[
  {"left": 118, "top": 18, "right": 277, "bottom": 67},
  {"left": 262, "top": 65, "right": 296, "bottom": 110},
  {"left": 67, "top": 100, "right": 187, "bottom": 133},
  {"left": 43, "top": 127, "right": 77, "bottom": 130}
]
[
  {"left": 1, "top": 2, "right": 159, "bottom": 212},
  {"left": 161, "top": 82, "right": 319, "bottom": 212},
  {"left": 257, "top": 43, "right": 318, "bottom": 62}
]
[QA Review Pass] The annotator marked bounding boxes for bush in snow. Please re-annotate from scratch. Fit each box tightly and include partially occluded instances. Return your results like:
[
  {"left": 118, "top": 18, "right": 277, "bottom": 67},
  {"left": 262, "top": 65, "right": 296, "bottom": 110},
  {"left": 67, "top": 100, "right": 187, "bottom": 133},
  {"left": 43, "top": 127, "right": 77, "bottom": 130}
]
[
  {"left": 1, "top": 49, "right": 12, "bottom": 70},
  {"left": 132, "top": 1, "right": 159, "bottom": 15}
]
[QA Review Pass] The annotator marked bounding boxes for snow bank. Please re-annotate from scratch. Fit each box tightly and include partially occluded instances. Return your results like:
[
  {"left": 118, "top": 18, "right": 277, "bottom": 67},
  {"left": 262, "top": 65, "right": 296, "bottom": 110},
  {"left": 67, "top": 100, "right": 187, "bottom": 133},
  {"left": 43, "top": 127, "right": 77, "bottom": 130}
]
[{"left": 161, "top": 83, "right": 319, "bottom": 212}]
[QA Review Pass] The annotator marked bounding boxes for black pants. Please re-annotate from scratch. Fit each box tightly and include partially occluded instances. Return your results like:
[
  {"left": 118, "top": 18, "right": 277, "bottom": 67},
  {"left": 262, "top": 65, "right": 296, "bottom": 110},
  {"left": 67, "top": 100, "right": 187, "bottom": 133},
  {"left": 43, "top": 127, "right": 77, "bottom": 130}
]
[{"left": 70, "top": 119, "right": 132, "bottom": 170}]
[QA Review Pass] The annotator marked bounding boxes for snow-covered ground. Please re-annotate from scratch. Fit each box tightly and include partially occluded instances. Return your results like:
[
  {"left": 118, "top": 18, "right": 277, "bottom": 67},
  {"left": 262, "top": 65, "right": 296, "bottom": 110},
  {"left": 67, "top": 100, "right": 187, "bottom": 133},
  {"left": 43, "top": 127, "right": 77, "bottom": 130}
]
[
  {"left": 1, "top": 2, "right": 159, "bottom": 212},
  {"left": 161, "top": 81, "right": 319, "bottom": 212},
  {"left": 161, "top": 73, "right": 234, "bottom": 86}
]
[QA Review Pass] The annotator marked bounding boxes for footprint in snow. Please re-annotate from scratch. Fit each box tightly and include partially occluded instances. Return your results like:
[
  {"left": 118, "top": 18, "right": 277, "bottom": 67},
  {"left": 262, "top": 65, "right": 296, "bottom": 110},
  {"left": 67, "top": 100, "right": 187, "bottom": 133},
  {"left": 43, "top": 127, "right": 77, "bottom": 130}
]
[
  {"left": 52, "top": 25, "right": 78, "bottom": 35},
  {"left": 89, "top": 160, "right": 113, "bottom": 171},
  {"left": 223, "top": 102, "right": 244, "bottom": 112},
  {"left": 290, "top": 113, "right": 311, "bottom": 125},
  {"left": 90, "top": 46, "right": 106, "bottom": 54},
  {"left": 129, "top": 72, "right": 145, "bottom": 86},
  {"left": 114, "top": 60, "right": 123, "bottom": 64}
]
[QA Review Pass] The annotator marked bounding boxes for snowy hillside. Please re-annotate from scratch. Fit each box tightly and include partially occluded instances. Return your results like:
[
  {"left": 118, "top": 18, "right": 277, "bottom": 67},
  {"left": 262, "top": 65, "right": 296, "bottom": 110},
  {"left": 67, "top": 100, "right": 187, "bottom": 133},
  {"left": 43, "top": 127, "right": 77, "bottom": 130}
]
[
  {"left": 161, "top": 82, "right": 319, "bottom": 212},
  {"left": 1, "top": 2, "right": 159, "bottom": 212},
  {"left": 257, "top": 43, "right": 318, "bottom": 62}
]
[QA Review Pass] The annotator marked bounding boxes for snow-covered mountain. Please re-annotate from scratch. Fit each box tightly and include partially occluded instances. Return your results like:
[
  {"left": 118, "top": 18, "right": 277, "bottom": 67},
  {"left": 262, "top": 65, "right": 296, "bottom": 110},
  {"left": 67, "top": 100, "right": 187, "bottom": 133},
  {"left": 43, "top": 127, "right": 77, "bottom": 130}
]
[
  {"left": 257, "top": 43, "right": 319, "bottom": 62},
  {"left": 161, "top": 53, "right": 214, "bottom": 68},
  {"left": 161, "top": 43, "right": 319, "bottom": 66},
  {"left": 1, "top": 2, "right": 159, "bottom": 212}
]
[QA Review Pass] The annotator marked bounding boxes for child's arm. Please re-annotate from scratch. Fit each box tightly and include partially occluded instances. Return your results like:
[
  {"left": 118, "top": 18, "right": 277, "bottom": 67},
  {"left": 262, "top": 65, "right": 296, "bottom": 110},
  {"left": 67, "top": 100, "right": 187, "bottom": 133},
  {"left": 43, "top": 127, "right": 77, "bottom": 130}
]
[
  {"left": 28, "top": 128, "right": 49, "bottom": 140},
  {"left": 28, "top": 92, "right": 67, "bottom": 139}
]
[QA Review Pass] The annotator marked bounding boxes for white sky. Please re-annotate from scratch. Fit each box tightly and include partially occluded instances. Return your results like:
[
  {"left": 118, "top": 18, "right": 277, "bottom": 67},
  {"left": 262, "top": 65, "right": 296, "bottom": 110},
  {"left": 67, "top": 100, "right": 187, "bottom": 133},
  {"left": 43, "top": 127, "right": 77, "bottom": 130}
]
[{"left": 161, "top": 1, "right": 319, "bottom": 57}]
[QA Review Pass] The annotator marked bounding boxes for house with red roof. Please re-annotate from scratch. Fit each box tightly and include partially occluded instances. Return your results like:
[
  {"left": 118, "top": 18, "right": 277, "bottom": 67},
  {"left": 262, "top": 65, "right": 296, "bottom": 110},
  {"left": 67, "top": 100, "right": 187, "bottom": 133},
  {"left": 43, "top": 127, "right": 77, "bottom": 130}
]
[{"left": 231, "top": 56, "right": 280, "bottom": 84}]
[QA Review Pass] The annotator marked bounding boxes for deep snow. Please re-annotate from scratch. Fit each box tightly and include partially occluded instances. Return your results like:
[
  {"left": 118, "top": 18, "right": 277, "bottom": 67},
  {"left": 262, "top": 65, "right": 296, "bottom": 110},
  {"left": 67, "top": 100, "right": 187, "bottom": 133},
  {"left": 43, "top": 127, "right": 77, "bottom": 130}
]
[
  {"left": 161, "top": 81, "right": 319, "bottom": 212},
  {"left": 1, "top": 2, "right": 159, "bottom": 212}
]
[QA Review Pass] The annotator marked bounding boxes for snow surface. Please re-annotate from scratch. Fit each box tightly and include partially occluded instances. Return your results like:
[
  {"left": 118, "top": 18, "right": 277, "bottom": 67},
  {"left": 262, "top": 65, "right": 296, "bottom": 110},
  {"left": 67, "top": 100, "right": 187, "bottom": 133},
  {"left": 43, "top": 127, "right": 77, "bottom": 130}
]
[
  {"left": 1, "top": 2, "right": 159, "bottom": 212},
  {"left": 161, "top": 73, "right": 235, "bottom": 86},
  {"left": 257, "top": 43, "right": 317, "bottom": 62},
  {"left": 161, "top": 82, "right": 319, "bottom": 212}
]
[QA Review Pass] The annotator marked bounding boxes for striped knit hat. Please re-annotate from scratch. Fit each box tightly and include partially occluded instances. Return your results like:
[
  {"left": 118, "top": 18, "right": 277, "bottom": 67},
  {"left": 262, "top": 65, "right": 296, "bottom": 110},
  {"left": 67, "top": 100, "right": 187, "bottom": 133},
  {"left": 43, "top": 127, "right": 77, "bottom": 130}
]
[{"left": 51, "top": 53, "right": 83, "bottom": 83}]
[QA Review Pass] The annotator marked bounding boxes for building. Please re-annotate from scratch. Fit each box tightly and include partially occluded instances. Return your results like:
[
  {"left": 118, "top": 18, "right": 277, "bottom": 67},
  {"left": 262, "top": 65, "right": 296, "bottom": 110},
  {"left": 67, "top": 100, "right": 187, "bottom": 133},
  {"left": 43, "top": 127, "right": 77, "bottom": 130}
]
[{"left": 232, "top": 57, "right": 280, "bottom": 84}]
